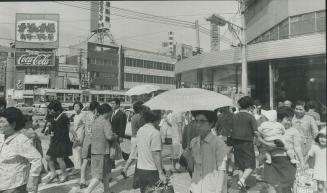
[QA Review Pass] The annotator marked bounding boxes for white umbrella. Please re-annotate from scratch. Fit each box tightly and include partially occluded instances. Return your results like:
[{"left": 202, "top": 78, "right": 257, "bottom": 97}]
[
  {"left": 125, "top": 84, "right": 161, "bottom": 96},
  {"left": 144, "top": 88, "right": 234, "bottom": 112}
]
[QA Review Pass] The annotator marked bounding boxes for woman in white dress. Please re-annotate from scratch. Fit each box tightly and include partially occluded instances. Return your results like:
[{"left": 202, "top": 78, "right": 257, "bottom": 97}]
[{"left": 72, "top": 101, "right": 85, "bottom": 171}]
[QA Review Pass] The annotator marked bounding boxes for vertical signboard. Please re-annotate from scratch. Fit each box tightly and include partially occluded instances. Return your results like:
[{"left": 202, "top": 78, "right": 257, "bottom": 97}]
[
  {"left": 90, "top": 1, "right": 111, "bottom": 32},
  {"left": 15, "top": 13, "right": 59, "bottom": 49},
  {"left": 210, "top": 23, "right": 219, "bottom": 51}
]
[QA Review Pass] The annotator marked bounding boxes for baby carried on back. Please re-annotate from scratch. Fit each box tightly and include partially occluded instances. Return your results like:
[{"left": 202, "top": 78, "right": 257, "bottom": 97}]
[{"left": 258, "top": 110, "right": 299, "bottom": 165}]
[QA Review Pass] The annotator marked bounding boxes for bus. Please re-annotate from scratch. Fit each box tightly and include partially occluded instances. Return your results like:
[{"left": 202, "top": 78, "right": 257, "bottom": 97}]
[{"left": 33, "top": 88, "right": 129, "bottom": 110}]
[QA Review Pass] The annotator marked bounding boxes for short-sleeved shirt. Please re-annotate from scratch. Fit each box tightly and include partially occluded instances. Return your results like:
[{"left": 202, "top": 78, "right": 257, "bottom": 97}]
[
  {"left": 231, "top": 111, "right": 258, "bottom": 142},
  {"left": 308, "top": 144, "right": 326, "bottom": 181},
  {"left": 136, "top": 123, "right": 162, "bottom": 170},
  {"left": 190, "top": 132, "right": 230, "bottom": 193}
]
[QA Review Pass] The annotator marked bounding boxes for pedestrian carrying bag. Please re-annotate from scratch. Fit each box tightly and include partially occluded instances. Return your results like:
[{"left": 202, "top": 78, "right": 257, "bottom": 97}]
[
  {"left": 145, "top": 179, "right": 175, "bottom": 193},
  {"left": 110, "top": 141, "right": 123, "bottom": 160}
]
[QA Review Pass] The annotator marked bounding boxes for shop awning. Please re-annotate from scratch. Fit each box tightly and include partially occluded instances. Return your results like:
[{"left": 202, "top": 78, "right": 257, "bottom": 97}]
[
  {"left": 24, "top": 75, "right": 49, "bottom": 85},
  {"left": 67, "top": 77, "right": 80, "bottom": 86}
]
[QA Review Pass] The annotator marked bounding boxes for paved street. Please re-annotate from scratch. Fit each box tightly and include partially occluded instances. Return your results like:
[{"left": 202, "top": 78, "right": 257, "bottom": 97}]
[{"left": 37, "top": 129, "right": 269, "bottom": 193}]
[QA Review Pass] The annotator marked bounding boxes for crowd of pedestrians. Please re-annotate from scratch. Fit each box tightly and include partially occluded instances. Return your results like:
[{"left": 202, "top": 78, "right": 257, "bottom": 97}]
[{"left": 0, "top": 95, "right": 326, "bottom": 193}]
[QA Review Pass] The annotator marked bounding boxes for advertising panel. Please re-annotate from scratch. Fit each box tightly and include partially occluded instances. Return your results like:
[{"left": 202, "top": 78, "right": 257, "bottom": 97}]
[
  {"left": 15, "top": 13, "right": 59, "bottom": 48},
  {"left": 15, "top": 52, "right": 54, "bottom": 67},
  {"left": 90, "top": 1, "right": 111, "bottom": 32},
  {"left": 210, "top": 23, "right": 219, "bottom": 50}
]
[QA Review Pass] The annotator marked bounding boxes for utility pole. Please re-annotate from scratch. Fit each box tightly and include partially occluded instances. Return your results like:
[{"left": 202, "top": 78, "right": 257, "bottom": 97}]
[
  {"left": 195, "top": 20, "right": 200, "bottom": 53},
  {"left": 79, "top": 49, "right": 83, "bottom": 89},
  {"left": 240, "top": 0, "right": 248, "bottom": 95}
]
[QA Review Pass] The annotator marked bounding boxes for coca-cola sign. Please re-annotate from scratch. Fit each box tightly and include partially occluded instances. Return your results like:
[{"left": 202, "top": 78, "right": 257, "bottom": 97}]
[{"left": 16, "top": 53, "right": 53, "bottom": 66}]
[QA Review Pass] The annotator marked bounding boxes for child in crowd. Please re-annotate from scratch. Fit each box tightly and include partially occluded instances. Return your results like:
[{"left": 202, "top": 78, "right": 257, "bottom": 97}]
[
  {"left": 258, "top": 110, "right": 299, "bottom": 165},
  {"left": 306, "top": 127, "right": 326, "bottom": 193}
]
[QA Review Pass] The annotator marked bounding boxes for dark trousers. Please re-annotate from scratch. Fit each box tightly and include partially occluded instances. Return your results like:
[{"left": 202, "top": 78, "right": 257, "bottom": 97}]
[{"left": 136, "top": 169, "right": 159, "bottom": 193}]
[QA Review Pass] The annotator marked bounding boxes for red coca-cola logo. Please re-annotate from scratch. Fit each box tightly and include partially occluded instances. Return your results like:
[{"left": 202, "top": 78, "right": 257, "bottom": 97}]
[{"left": 17, "top": 54, "right": 52, "bottom": 66}]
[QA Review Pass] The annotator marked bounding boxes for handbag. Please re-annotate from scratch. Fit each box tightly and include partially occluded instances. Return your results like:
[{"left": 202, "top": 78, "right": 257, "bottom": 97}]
[
  {"left": 125, "top": 122, "right": 132, "bottom": 137},
  {"left": 145, "top": 179, "right": 175, "bottom": 193},
  {"left": 110, "top": 141, "right": 123, "bottom": 161},
  {"left": 294, "top": 168, "right": 314, "bottom": 193}
]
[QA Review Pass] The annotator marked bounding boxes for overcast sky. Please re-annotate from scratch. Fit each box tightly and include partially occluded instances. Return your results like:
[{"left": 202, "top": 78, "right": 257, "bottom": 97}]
[{"left": 0, "top": 1, "right": 240, "bottom": 54}]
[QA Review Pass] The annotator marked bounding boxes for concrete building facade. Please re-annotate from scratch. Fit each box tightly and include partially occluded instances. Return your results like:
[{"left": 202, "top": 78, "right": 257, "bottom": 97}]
[
  {"left": 175, "top": 0, "right": 326, "bottom": 109},
  {"left": 122, "top": 47, "right": 176, "bottom": 91}
]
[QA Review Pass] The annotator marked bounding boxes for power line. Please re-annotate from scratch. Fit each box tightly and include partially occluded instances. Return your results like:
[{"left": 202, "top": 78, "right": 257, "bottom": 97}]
[
  {"left": 73, "top": 1, "right": 195, "bottom": 25},
  {"left": 53, "top": 1, "right": 233, "bottom": 45},
  {"left": 53, "top": 1, "right": 195, "bottom": 28}
]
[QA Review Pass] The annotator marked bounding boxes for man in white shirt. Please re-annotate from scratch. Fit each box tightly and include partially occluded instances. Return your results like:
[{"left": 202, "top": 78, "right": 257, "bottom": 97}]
[{"left": 136, "top": 109, "right": 166, "bottom": 193}]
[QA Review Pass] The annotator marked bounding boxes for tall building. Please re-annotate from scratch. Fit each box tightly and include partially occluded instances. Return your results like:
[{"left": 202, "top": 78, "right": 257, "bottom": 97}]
[
  {"left": 175, "top": 0, "right": 326, "bottom": 108},
  {"left": 56, "top": 55, "right": 80, "bottom": 89},
  {"left": 69, "top": 40, "right": 120, "bottom": 90},
  {"left": 122, "top": 47, "right": 176, "bottom": 90},
  {"left": 161, "top": 31, "right": 177, "bottom": 56},
  {"left": 12, "top": 13, "right": 60, "bottom": 105}
]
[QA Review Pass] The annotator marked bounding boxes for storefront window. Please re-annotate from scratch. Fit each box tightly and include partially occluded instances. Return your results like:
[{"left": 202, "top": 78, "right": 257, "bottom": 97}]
[
  {"left": 279, "top": 18, "right": 289, "bottom": 39},
  {"left": 290, "top": 12, "right": 315, "bottom": 36},
  {"left": 269, "top": 25, "right": 278, "bottom": 40},
  {"left": 262, "top": 31, "right": 270, "bottom": 42},
  {"left": 316, "top": 11, "right": 326, "bottom": 32}
]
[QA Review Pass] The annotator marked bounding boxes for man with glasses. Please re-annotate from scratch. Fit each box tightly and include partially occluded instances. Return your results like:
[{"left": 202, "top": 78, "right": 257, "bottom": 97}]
[{"left": 189, "top": 110, "right": 229, "bottom": 193}]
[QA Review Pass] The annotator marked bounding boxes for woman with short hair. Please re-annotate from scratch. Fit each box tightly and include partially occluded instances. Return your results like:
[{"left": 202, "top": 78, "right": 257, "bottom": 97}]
[
  {"left": 0, "top": 107, "right": 42, "bottom": 193},
  {"left": 136, "top": 108, "right": 166, "bottom": 193},
  {"left": 72, "top": 101, "right": 85, "bottom": 171},
  {"left": 230, "top": 96, "right": 258, "bottom": 190},
  {"left": 189, "top": 110, "right": 230, "bottom": 193},
  {"left": 44, "top": 100, "right": 75, "bottom": 184},
  {"left": 84, "top": 103, "right": 117, "bottom": 193}
]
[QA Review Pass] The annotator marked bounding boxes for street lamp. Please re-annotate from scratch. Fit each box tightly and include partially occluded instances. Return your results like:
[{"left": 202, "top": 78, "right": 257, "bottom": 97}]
[{"left": 206, "top": 9, "right": 248, "bottom": 95}]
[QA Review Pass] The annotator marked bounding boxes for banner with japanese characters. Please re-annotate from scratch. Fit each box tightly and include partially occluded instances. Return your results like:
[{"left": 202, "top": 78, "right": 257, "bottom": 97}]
[{"left": 15, "top": 13, "right": 59, "bottom": 48}]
